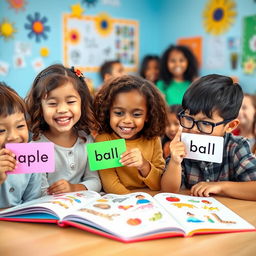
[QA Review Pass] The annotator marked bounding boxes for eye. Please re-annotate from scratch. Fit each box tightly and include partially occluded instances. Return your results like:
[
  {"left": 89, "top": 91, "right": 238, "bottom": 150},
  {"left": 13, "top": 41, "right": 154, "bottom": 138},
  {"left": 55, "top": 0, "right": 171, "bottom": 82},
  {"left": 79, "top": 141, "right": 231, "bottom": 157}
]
[
  {"left": 47, "top": 102, "right": 57, "bottom": 106},
  {"left": 200, "top": 121, "right": 213, "bottom": 127},
  {"left": 114, "top": 111, "right": 123, "bottom": 116},
  {"left": 183, "top": 116, "right": 193, "bottom": 122},
  {"left": 0, "top": 129, "right": 5, "bottom": 133},
  {"left": 133, "top": 112, "right": 143, "bottom": 117},
  {"left": 67, "top": 100, "right": 76, "bottom": 104},
  {"left": 17, "top": 124, "right": 26, "bottom": 129}
]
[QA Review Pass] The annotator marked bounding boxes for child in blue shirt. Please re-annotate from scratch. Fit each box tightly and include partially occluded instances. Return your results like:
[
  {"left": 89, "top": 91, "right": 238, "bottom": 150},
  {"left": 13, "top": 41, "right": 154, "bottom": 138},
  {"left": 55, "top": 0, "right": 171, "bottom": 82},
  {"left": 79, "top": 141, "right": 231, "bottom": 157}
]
[
  {"left": 0, "top": 82, "right": 42, "bottom": 208},
  {"left": 161, "top": 74, "right": 256, "bottom": 200}
]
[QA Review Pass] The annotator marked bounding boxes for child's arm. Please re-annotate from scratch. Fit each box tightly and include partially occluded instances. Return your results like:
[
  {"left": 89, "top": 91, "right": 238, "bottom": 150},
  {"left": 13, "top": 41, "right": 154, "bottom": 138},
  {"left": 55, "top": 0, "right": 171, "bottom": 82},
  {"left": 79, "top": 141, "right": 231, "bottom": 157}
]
[
  {"left": 191, "top": 181, "right": 256, "bottom": 200},
  {"left": 161, "top": 127, "right": 186, "bottom": 192},
  {"left": 0, "top": 149, "right": 17, "bottom": 185},
  {"left": 99, "top": 168, "right": 132, "bottom": 194}
]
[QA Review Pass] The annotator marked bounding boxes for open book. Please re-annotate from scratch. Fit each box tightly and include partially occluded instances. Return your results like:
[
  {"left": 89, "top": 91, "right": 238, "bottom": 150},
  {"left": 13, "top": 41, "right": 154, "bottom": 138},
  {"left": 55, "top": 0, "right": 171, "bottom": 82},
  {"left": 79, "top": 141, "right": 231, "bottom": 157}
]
[{"left": 0, "top": 191, "right": 255, "bottom": 243}]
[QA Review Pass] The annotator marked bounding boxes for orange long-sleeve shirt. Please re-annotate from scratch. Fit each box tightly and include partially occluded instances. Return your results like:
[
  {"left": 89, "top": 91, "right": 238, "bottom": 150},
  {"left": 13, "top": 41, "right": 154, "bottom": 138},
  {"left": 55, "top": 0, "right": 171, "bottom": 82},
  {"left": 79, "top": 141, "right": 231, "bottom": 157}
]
[{"left": 96, "top": 133, "right": 165, "bottom": 194}]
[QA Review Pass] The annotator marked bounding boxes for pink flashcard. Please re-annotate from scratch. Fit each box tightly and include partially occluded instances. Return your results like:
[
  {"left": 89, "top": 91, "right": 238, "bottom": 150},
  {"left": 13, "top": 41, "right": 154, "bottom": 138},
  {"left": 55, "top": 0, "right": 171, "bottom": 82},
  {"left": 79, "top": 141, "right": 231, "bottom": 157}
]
[{"left": 5, "top": 142, "right": 55, "bottom": 174}]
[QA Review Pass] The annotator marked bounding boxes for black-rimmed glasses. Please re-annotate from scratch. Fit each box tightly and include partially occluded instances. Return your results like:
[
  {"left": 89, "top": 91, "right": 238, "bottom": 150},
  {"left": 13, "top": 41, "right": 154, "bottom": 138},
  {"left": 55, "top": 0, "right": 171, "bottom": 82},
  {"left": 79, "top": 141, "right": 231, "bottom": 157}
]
[{"left": 178, "top": 110, "right": 233, "bottom": 134}]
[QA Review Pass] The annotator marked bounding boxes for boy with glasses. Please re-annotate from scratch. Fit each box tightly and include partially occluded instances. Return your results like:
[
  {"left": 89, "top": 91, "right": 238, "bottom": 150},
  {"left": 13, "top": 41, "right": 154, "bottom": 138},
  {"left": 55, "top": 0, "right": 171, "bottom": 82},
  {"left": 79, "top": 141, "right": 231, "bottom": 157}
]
[{"left": 161, "top": 74, "right": 256, "bottom": 200}]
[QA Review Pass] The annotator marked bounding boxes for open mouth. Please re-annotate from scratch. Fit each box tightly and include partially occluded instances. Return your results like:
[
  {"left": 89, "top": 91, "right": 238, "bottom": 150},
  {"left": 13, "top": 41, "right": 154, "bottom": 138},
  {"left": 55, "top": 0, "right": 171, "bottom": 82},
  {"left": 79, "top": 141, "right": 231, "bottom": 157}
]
[
  {"left": 55, "top": 117, "right": 72, "bottom": 126},
  {"left": 119, "top": 126, "right": 134, "bottom": 134}
]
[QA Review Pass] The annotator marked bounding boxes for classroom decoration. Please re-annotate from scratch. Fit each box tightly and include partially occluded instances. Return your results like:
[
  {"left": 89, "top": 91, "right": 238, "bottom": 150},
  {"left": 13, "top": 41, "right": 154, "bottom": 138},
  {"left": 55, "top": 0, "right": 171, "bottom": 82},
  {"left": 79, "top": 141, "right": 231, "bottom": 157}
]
[
  {"left": 70, "top": 3, "right": 84, "bottom": 18},
  {"left": 0, "top": 61, "right": 10, "bottom": 76},
  {"left": 177, "top": 36, "right": 202, "bottom": 67},
  {"left": 82, "top": 0, "right": 98, "bottom": 7},
  {"left": 95, "top": 13, "right": 113, "bottom": 37},
  {"left": 63, "top": 14, "right": 139, "bottom": 72},
  {"left": 13, "top": 55, "right": 26, "bottom": 68},
  {"left": 203, "top": 0, "right": 236, "bottom": 35},
  {"left": 24, "top": 12, "right": 50, "bottom": 43},
  {"left": 0, "top": 18, "right": 17, "bottom": 40},
  {"left": 6, "top": 0, "right": 27, "bottom": 12},
  {"left": 242, "top": 15, "right": 256, "bottom": 74},
  {"left": 40, "top": 47, "right": 49, "bottom": 57}
]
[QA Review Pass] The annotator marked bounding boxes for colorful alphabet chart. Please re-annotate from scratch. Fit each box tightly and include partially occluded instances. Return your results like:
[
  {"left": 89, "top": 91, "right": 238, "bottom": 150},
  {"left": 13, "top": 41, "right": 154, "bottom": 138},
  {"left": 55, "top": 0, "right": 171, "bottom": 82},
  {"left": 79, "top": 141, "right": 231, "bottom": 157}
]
[
  {"left": 63, "top": 13, "right": 139, "bottom": 72},
  {"left": 86, "top": 139, "right": 126, "bottom": 171},
  {"left": 6, "top": 142, "right": 55, "bottom": 174}
]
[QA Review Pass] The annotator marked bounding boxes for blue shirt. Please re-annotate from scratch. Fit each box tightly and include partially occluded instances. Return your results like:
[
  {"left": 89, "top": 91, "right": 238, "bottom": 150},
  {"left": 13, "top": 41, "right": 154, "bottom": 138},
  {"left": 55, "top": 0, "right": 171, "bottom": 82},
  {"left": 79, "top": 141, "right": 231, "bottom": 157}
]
[{"left": 0, "top": 173, "right": 42, "bottom": 208}]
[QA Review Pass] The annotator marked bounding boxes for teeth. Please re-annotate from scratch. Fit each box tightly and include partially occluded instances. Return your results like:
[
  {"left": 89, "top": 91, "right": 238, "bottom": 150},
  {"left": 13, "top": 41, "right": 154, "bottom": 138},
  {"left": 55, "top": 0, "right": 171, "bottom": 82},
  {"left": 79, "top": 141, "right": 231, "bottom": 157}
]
[
  {"left": 120, "top": 127, "right": 133, "bottom": 131},
  {"left": 56, "top": 117, "right": 70, "bottom": 123}
]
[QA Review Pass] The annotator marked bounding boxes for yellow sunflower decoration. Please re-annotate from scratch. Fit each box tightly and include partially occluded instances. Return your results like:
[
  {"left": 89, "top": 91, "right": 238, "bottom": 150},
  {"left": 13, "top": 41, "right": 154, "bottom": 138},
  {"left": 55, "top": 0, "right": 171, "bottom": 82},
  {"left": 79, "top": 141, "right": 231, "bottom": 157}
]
[
  {"left": 95, "top": 13, "right": 113, "bottom": 37},
  {"left": 0, "top": 19, "right": 17, "bottom": 40},
  {"left": 203, "top": 0, "right": 236, "bottom": 35}
]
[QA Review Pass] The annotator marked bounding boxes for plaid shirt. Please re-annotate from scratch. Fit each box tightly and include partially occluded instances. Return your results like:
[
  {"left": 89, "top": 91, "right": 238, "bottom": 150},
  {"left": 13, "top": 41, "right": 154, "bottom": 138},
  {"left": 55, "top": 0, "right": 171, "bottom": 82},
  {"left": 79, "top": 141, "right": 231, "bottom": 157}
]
[{"left": 166, "top": 133, "right": 256, "bottom": 189}]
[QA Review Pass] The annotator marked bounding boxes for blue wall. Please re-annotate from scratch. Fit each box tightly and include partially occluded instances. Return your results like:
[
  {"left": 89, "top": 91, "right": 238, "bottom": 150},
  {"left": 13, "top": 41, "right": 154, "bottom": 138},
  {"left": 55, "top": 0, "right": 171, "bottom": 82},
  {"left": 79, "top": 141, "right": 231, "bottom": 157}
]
[{"left": 0, "top": 0, "right": 255, "bottom": 98}]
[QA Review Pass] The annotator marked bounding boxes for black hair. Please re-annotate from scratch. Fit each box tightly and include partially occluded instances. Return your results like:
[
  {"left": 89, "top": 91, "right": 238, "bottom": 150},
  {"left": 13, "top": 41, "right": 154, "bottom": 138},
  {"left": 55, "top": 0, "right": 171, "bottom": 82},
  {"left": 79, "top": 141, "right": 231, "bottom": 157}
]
[
  {"left": 99, "top": 60, "right": 121, "bottom": 81},
  {"left": 182, "top": 74, "right": 243, "bottom": 120},
  {"left": 160, "top": 45, "right": 198, "bottom": 85},
  {"left": 139, "top": 55, "right": 160, "bottom": 78}
]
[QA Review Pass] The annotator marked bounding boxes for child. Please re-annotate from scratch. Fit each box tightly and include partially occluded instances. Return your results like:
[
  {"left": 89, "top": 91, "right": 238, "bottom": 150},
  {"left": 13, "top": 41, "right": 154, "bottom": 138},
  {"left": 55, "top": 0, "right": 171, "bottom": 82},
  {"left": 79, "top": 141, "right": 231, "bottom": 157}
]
[
  {"left": 139, "top": 55, "right": 160, "bottom": 84},
  {"left": 161, "top": 74, "right": 256, "bottom": 201},
  {"left": 0, "top": 82, "right": 42, "bottom": 208},
  {"left": 26, "top": 64, "right": 101, "bottom": 195},
  {"left": 94, "top": 75, "right": 168, "bottom": 194},
  {"left": 162, "top": 104, "right": 183, "bottom": 159},
  {"left": 237, "top": 93, "right": 256, "bottom": 154},
  {"left": 99, "top": 60, "right": 125, "bottom": 82},
  {"left": 157, "top": 45, "right": 198, "bottom": 105}
]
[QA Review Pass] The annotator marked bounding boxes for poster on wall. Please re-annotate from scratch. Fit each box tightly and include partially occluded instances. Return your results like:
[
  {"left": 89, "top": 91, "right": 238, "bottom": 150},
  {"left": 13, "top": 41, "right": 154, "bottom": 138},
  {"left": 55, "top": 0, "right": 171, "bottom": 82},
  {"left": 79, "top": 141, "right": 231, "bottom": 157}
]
[
  {"left": 177, "top": 36, "right": 202, "bottom": 67},
  {"left": 241, "top": 15, "right": 256, "bottom": 74},
  {"left": 63, "top": 13, "right": 139, "bottom": 72}
]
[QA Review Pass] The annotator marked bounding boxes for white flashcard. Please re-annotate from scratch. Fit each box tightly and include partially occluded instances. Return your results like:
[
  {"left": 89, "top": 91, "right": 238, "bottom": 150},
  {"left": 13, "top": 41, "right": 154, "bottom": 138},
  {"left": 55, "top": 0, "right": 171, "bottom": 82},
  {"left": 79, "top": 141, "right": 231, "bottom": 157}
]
[{"left": 181, "top": 133, "right": 224, "bottom": 163}]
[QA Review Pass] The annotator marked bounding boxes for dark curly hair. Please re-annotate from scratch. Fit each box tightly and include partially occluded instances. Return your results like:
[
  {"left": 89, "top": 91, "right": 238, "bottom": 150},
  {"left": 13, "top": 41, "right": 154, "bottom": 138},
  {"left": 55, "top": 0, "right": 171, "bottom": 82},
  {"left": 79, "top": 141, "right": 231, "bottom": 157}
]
[
  {"left": 25, "top": 64, "right": 98, "bottom": 141},
  {"left": 94, "top": 75, "right": 168, "bottom": 139},
  {"left": 160, "top": 45, "right": 198, "bottom": 85}
]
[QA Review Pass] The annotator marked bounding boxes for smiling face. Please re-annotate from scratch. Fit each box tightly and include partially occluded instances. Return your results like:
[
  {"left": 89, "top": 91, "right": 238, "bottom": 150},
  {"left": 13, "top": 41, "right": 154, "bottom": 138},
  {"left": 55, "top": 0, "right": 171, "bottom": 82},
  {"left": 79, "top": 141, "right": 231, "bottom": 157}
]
[
  {"left": 110, "top": 90, "right": 147, "bottom": 140},
  {"left": 165, "top": 112, "right": 180, "bottom": 140},
  {"left": 41, "top": 82, "right": 81, "bottom": 136},
  {"left": 167, "top": 50, "right": 188, "bottom": 81},
  {"left": 0, "top": 112, "right": 28, "bottom": 149},
  {"left": 238, "top": 95, "right": 255, "bottom": 128}
]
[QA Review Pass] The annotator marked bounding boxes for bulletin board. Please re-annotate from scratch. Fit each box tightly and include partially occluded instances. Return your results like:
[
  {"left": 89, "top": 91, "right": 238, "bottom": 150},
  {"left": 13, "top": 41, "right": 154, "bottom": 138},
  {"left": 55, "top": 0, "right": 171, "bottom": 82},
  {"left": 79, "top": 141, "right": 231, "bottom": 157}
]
[{"left": 63, "top": 14, "right": 139, "bottom": 72}]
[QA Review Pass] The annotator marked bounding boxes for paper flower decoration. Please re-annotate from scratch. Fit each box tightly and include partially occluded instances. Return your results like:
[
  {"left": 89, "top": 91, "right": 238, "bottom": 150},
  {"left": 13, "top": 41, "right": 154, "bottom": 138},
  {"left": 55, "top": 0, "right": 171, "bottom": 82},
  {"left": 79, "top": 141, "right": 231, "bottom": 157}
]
[
  {"left": 6, "top": 0, "right": 27, "bottom": 12},
  {"left": 70, "top": 3, "right": 84, "bottom": 18},
  {"left": 203, "top": 0, "right": 236, "bottom": 35},
  {"left": 243, "top": 58, "right": 256, "bottom": 74},
  {"left": 95, "top": 13, "right": 113, "bottom": 37},
  {"left": 24, "top": 12, "right": 50, "bottom": 43},
  {"left": 68, "top": 29, "right": 80, "bottom": 44},
  {"left": 0, "top": 18, "right": 16, "bottom": 40},
  {"left": 82, "top": 0, "right": 98, "bottom": 7},
  {"left": 40, "top": 47, "right": 49, "bottom": 57}
]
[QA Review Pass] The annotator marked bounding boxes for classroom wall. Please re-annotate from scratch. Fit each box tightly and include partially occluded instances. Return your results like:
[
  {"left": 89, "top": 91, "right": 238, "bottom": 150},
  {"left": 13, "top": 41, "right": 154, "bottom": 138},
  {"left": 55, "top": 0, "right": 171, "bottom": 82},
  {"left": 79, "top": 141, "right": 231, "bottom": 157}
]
[
  {"left": 158, "top": 0, "right": 256, "bottom": 93},
  {"left": 0, "top": 0, "right": 255, "bottom": 97}
]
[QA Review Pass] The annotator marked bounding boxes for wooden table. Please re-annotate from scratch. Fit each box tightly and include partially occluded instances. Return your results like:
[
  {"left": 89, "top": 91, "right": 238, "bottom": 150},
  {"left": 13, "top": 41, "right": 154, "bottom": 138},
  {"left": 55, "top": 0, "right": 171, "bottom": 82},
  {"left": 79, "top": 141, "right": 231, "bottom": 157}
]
[{"left": 0, "top": 193, "right": 256, "bottom": 256}]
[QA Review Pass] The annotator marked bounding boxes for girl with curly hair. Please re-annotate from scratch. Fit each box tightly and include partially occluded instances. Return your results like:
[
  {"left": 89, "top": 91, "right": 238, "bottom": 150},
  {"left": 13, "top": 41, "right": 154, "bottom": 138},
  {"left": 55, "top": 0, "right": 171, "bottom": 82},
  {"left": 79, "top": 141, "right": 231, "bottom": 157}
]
[
  {"left": 26, "top": 64, "right": 101, "bottom": 195},
  {"left": 94, "top": 75, "right": 168, "bottom": 194}
]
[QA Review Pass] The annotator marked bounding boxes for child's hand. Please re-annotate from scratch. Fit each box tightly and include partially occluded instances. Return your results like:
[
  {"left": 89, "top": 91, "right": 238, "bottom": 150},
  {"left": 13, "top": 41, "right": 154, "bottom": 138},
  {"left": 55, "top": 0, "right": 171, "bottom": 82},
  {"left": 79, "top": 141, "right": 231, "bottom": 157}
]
[
  {"left": 191, "top": 181, "right": 223, "bottom": 197},
  {"left": 120, "top": 148, "right": 150, "bottom": 174},
  {"left": 0, "top": 148, "right": 17, "bottom": 184},
  {"left": 169, "top": 126, "right": 186, "bottom": 164},
  {"left": 47, "top": 179, "right": 74, "bottom": 194}
]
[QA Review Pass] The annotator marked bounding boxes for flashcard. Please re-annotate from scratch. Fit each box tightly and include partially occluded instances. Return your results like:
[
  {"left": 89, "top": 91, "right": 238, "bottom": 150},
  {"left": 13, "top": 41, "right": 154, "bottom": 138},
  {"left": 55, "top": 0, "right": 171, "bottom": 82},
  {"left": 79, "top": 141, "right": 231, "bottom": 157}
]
[
  {"left": 181, "top": 133, "right": 224, "bottom": 163},
  {"left": 6, "top": 142, "right": 55, "bottom": 174},
  {"left": 86, "top": 139, "right": 126, "bottom": 171}
]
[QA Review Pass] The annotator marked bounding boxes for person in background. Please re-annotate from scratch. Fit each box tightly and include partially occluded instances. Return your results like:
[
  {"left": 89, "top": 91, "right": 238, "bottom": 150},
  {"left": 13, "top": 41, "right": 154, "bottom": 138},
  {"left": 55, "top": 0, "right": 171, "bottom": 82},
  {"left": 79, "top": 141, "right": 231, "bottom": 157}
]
[
  {"left": 99, "top": 60, "right": 125, "bottom": 82},
  {"left": 26, "top": 64, "right": 101, "bottom": 195},
  {"left": 94, "top": 75, "right": 168, "bottom": 194},
  {"left": 0, "top": 82, "right": 42, "bottom": 208},
  {"left": 236, "top": 93, "right": 256, "bottom": 154},
  {"left": 139, "top": 55, "right": 160, "bottom": 84},
  {"left": 161, "top": 74, "right": 256, "bottom": 201},
  {"left": 162, "top": 104, "right": 183, "bottom": 159},
  {"left": 157, "top": 45, "right": 198, "bottom": 105}
]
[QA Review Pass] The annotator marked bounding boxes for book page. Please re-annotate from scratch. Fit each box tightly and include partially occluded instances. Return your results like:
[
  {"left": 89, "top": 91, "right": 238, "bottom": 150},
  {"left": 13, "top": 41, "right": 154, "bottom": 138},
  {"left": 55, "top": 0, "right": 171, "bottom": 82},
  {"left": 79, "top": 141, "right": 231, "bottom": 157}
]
[
  {"left": 0, "top": 191, "right": 101, "bottom": 220},
  {"left": 154, "top": 193, "right": 255, "bottom": 236},
  {"left": 63, "top": 192, "right": 185, "bottom": 240}
]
